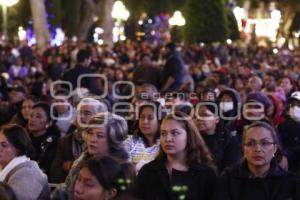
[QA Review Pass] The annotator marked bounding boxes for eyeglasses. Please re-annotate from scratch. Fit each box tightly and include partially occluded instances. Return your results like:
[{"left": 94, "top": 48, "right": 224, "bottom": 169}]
[{"left": 244, "top": 140, "right": 275, "bottom": 148}]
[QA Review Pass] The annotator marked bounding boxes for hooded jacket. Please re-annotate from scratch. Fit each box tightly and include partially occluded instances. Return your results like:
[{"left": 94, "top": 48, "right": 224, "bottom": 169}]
[{"left": 217, "top": 88, "right": 241, "bottom": 137}]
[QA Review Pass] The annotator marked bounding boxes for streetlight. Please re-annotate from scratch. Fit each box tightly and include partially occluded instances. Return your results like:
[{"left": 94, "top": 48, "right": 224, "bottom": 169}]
[
  {"left": 111, "top": 0, "right": 130, "bottom": 42},
  {"left": 0, "top": 0, "right": 19, "bottom": 39},
  {"left": 169, "top": 11, "right": 185, "bottom": 43},
  {"left": 169, "top": 11, "right": 186, "bottom": 27}
]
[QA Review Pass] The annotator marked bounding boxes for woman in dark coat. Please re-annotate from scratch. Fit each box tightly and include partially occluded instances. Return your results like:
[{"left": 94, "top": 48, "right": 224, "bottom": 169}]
[
  {"left": 136, "top": 111, "right": 216, "bottom": 200},
  {"left": 27, "top": 102, "right": 60, "bottom": 177},
  {"left": 194, "top": 103, "right": 242, "bottom": 173},
  {"left": 214, "top": 121, "right": 300, "bottom": 200}
]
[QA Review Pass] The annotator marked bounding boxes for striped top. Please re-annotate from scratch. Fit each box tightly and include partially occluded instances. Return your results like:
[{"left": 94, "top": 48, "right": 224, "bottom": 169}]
[{"left": 124, "top": 135, "right": 160, "bottom": 172}]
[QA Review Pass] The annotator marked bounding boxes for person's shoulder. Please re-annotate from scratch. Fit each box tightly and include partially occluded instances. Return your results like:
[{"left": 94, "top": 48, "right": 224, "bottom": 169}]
[
  {"left": 220, "top": 162, "right": 243, "bottom": 178},
  {"left": 191, "top": 163, "right": 216, "bottom": 176},
  {"left": 10, "top": 161, "right": 46, "bottom": 181},
  {"left": 139, "top": 159, "right": 162, "bottom": 173}
]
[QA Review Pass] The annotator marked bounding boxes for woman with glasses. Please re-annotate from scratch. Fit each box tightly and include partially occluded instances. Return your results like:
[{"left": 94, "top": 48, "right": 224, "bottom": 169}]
[
  {"left": 213, "top": 121, "right": 300, "bottom": 200},
  {"left": 136, "top": 111, "right": 216, "bottom": 200}
]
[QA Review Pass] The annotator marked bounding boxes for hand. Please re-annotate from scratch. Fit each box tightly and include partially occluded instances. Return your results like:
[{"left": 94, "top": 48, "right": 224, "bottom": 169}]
[{"left": 278, "top": 156, "right": 288, "bottom": 171}]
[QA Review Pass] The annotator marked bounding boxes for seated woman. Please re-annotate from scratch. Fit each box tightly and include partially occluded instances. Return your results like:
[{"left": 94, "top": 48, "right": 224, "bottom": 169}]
[
  {"left": 214, "top": 121, "right": 300, "bottom": 200},
  {"left": 194, "top": 103, "right": 241, "bottom": 173},
  {"left": 0, "top": 124, "right": 49, "bottom": 200},
  {"left": 124, "top": 102, "right": 161, "bottom": 171},
  {"left": 136, "top": 111, "right": 217, "bottom": 200},
  {"left": 50, "top": 97, "right": 107, "bottom": 183},
  {"left": 9, "top": 95, "right": 36, "bottom": 127},
  {"left": 65, "top": 112, "right": 129, "bottom": 199},
  {"left": 27, "top": 101, "right": 60, "bottom": 177},
  {"left": 74, "top": 156, "right": 137, "bottom": 200}
]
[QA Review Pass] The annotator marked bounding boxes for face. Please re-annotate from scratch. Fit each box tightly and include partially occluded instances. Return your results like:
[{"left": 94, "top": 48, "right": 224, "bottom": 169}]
[
  {"left": 28, "top": 107, "right": 49, "bottom": 134},
  {"left": 54, "top": 96, "right": 70, "bottom": 114},
  {"left": 141, "top": 56, "right": 151, "bottom": 68},
  {"left": 9, "top": 91, "right": 25, "bottom": 104},
  {"left": 115, "top": 70, "right": 124, "bottom": 81},
  {"left": 203, "top": 91, "right": 215, "bottom": 101},
  {"left": 77, "top": 105, "right": 98, "bottom": 128},
  {"left": 0, "top": 132, "right": 18, "bottom": 167},
  {"left": 235, "top": 79, "right": 244, "bottom": 90},
  {"left": 194, "top": 106, "right": 219, "bottom": 134},
  {"left": 139, "top": 107, "right": 159, "bottom": 138},
  {"left": 165, "top": 94, "right": 182, "bottom": 108},
  {"left": 160, "top": 119, "right": 187, "bottom": 158},
  {"left": 280, "top": 78, "right": 293, "bottom": 94},
  {"left": 243, "top": 127, "right": 277, "bottom": 169},
  {"left": 264, "top": 76, "right": 275, "bottom": 88},
  {"left": 21, "top": 99, "right": 34, "bottom": 120},
  {"left": 74, "top": 167, "right": 113, "bottom": 200},
  {"left": 248, "top": 77, "right": 261, "bottom": 92},
  {"left": 86, "top": 127, "right": 109, "bottom": 157}
]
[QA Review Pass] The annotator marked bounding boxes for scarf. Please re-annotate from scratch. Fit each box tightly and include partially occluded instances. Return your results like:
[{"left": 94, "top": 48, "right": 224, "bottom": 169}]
[
  {"left": 0, "top": 155, "right": 30, "bottom": 181},
  {"left": 72, "top": 130, "right": 86, "bottom": 159}
]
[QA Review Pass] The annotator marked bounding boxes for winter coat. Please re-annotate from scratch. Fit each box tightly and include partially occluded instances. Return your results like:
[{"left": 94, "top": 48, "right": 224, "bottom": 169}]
[
  {"left": 136, "top": 158, "right": 216, "bottom": 200},
  {"left": 213, "top": 159, "right": 300, "bottom": 200},
  {"left": 4, "top": 160, "right": 50, "bottom": 200},
  {"left": 202, "top": 132, "right": 242, "bottom": 173}
]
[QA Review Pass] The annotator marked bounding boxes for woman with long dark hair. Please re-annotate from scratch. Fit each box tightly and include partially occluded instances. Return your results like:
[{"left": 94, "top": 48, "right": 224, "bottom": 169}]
[{"left": 136, "top": 111, "right": 216, "bottom": 200}]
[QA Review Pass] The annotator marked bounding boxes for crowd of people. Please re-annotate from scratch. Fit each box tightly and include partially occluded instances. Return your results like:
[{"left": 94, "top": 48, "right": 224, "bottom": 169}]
[{"left": 0, "top": 39, "right": 299, "bottom": 199}]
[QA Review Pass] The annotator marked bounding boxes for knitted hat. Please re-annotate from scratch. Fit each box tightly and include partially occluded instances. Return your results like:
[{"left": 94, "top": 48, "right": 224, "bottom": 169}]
[{"left": 246, "top": 92, "right": 272, "bottom": 109}]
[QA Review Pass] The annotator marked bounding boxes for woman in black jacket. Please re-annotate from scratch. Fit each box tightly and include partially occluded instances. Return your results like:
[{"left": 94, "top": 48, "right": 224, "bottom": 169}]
[
  {"left": 136, "top": 111, "right": 216, "bottom": 200},
  {"left": 214, "top": 121, "right": 300, "bottom": 200},
  {"left": 27, "top": 101, "right": 60, "bottom": 177},
  {"left": 194, "top": 103, "right": 242, "bottom": 173}
]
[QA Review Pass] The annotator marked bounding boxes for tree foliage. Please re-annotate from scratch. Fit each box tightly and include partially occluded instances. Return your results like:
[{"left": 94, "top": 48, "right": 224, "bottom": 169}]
[
  {"left": 184, "top": 0, "right": 228, "bottom": 43},
  {"left": 226, "top": 8, "right": 240, "bottom": 40}
]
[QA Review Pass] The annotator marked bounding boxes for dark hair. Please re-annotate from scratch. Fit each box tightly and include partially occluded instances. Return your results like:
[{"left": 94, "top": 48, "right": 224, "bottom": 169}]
[
  {"left": 32, "top": 101, "right": 51, "bottom": 122},
  {"left": 1, "top": 124, "right": 35, "bottom": 159},
  {"left": 158, "top": 111, "right": 216, "bottom": 170},
  {"left": 54, "top": 88, "right": 70, "bottom": 97},
  {"left": 77, "top": 49, "right": 91, "bottom": 63},
  {"left": 30, "top": 81, "right": 44, "bottom": 99},
  {"left": 81, "top": 156, "right": 136, "bottom": 198},
  {"left": 24, "top": 95, "right": 37, "bottom": 103},
  {"left": 0, "top": 182, "right": 17, "bottom": 200}
]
